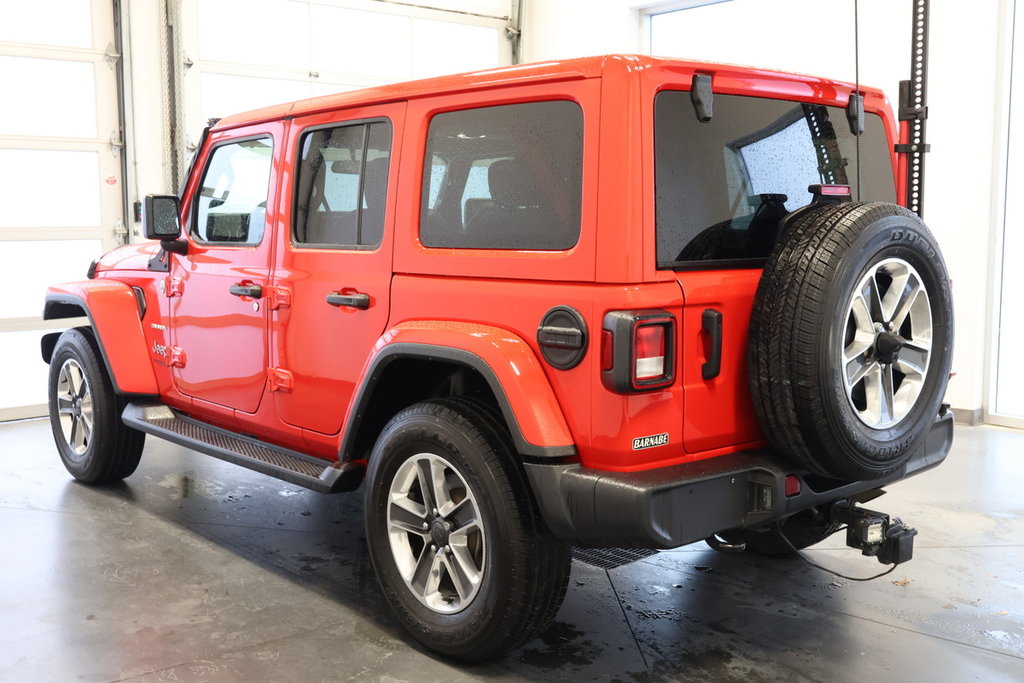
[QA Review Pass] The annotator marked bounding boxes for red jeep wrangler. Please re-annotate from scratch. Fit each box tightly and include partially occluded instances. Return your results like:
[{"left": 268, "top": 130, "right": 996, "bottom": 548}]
[{"left": 43, "top": 54, "right": 953, "bottom": 661}]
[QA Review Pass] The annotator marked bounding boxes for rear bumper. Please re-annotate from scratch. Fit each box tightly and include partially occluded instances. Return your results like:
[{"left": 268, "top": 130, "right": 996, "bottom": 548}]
[{"left": 525, "top": 412, "right": 953, "bottom": 549}]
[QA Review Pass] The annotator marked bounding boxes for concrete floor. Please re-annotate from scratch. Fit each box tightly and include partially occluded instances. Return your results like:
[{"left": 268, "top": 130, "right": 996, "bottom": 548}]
[{"left": 0, "top": 419, "right": 1021, "bottom": 683}]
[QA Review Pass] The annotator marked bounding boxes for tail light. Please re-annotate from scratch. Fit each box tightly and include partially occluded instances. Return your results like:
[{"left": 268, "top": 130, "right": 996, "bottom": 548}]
[{"left": 602, "top": 310, "right": 676, "bottom": 392}]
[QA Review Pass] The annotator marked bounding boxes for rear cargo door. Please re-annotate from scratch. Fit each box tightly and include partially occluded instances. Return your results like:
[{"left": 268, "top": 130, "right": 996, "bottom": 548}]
[{"left": 653, "top": 89, "right": 895, "bottom": 453}]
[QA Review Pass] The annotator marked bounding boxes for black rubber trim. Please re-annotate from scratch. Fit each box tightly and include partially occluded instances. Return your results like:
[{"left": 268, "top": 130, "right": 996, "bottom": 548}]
[
  {"left": 701, "top": 308, "right": 722, "bottom": 380},
  {"left": 131, "top": 286, "right": 147, "bottom": 319},
  {"left": 339, "top": 343, "right": 577, "bottom": 462},
  {"left": 40, "top": 331, "right": 60, "bottom": 364},
  {"left": 525, "top": 412, "right": 952, "bottom": 549},
  {"left": 43, "top": 293, "right": 125, "bottom": 394}
]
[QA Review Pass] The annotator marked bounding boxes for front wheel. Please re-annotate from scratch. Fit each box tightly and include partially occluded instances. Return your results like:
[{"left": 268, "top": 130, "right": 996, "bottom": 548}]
[
  {"left": 47, "top": 328, "right": 145, "bottom": 483},
  {"left": 364, "top": 398, "right": 571, "bottom": 662}
]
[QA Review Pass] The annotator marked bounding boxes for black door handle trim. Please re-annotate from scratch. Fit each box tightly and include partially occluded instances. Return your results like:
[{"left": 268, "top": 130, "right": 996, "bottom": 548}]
[
  {"left": 702, "top": 308, "right": 723, "bottom": 380},
  {"left": 229, "top": 283, "right": 263, "bottom": 298},
  {"left": 326, "top": 292, "right": 370, "bottom": 309}
]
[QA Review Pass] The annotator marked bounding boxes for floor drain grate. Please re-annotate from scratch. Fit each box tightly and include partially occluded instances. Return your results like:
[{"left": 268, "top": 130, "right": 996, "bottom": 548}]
[{"left": 571, "top": 546, "right": 659, "bottom": 570}]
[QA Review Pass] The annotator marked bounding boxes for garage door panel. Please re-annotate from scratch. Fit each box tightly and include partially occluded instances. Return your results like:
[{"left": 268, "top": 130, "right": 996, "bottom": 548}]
[
  {"left": 198, "top": 73, "right": 313, "bottom": 123},
  {"left": 310, "top": 6, "right": 412, "bottom": 78},
  {"left": 0, "top": 149, "right": 102, "bottom": 228},
  {"left": 0, "top": 240, "right": 104, "bottom": 319},
  {"left": 0, "top": 0, "right": 93, "bottom": 49},
  {"left": 411, "top": 20, "right": 500, "bottom": 78},
  {"left": 197, "top": 0, "right": 308, "bottom": 68},
  {"left": 311, "top": 81, "right": 362, "bottom": 97},
  {"left": 0, "top": 56, "right": 97, "bottom": 138},
  {"left": 182, "top": 0, "right": 511, "bottom": 145},
  {"left": 0, "top": 330, "right": 54, "bottom": 411},
  {"left": 0, "top": 0, "right": 121, "bottom": 420}
]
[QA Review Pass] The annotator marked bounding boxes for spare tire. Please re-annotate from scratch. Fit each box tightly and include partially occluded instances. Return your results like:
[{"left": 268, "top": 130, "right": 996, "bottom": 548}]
[{"left": 749, "top": 202, "right": 953, "bottom": 480}]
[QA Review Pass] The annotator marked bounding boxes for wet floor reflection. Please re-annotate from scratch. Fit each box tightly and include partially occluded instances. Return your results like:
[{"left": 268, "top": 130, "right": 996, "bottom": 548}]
[{"left": 2, "top": 419, "right": 1022, "bottom": 681}]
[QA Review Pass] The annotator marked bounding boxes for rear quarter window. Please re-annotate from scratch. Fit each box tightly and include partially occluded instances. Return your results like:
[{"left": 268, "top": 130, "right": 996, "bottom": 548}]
[{"left": 420, "top": 100, "right": 583, "bottom": 250}]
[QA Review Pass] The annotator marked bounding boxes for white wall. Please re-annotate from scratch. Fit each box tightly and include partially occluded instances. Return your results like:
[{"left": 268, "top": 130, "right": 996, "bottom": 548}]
[{"left": 523, "top": 0, "right": 1011, "bottom": 417}]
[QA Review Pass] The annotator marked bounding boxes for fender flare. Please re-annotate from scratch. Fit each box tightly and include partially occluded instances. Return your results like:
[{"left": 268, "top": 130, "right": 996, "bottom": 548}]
[
  {"left": 342, "top": 321, "right": 576, "bottom": 461},
  {"left": 43, "top": 281, "right": 159, "bottom": 395}
]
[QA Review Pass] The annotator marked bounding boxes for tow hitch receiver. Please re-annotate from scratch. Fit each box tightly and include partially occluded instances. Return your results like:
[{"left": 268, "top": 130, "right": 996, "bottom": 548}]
[{"left": 834, "top": 503, "right": 918, "bottom": 565}]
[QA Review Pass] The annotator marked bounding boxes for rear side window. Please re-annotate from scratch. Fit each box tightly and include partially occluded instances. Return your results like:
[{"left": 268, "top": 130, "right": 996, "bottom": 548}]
[
  {"left": 420, "top": 100, "right": 583, "bottom": 250},
  {"left": 654, "top": 91, "right": 896, "bottom": 268},
  {"left": 294, "top": 120, "right": 392, "bottom": 248},
  {"left": 193, "top": 137, "right": 273, "bottom": 244}
]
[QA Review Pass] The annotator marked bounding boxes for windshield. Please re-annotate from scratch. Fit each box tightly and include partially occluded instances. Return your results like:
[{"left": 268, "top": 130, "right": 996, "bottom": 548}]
[{"left": 655, "top": 91, "right": 896, "bottom": 268}]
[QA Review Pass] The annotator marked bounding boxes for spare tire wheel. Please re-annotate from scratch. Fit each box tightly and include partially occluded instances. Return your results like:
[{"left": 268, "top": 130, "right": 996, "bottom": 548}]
[{"left": 749, "top": 202, "right": 953, "bottom": 481}]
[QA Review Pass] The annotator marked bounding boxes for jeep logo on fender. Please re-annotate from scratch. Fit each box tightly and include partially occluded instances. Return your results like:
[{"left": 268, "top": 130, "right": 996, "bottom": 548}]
[{"left": 632, "top": 433, "right": 669, "bottom": 450}]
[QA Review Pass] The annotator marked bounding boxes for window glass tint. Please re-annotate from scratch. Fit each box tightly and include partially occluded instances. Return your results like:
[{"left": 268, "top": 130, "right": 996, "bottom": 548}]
[
  {"left": 420, "top": 100, "right": 583, "bottom": 250},
  {"left": 294, "top": 120, "right": 392, "bottom": 247},
  {"left": 193, "top": 137, "right": 273, "bottom": 244},
  {"left": 655, "top": 92, "right": 895, "bottom": 267}
]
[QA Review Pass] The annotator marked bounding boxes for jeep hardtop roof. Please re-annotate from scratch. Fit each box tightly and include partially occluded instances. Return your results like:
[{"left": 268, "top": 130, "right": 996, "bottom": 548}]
[{"left": 212, "top": 54, "right": 890, "bottom": 132}]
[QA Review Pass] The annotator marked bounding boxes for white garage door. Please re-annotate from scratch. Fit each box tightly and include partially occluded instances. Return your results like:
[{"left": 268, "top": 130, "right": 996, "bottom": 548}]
[
  {"left": 178, "top": 0, "right": 513, "bottom": 157},
  {"left": 992, "top": 3, "right": 1024, "bottom": 427},
  {"left": 0, "top": 0, "right": 125, "bottom": 421}
]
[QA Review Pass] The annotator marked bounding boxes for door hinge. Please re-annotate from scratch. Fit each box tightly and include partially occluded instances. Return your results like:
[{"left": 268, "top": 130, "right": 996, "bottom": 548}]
[
  {"left": 268, "top": 367, "right": 293, "bottom": 392},
  {"left": 268, "top": 286, "right": 292, "bottom": 310},
  {"left": 160, "top": 276, "right": 184, "bottom": 297},
  {"left": 169, "top": 346, "right": 186, "bottom": 368}
]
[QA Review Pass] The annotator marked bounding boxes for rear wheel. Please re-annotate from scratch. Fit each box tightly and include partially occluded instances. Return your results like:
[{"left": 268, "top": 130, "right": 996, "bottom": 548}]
[
  {"left": 749, "top": 202, "right": 953, "bottom": 480},
  {"left": 47, "top": 328, "right": 145, "bottom": 483},
  {"left": 364, "top": 397, "right": 571, "bottom": 662}
]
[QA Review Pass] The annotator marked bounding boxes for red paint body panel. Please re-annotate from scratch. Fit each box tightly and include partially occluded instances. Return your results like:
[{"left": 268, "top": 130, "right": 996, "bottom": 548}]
[
  {"left": 675, "top": 269, "right": 765, "bottom": 453},
  {"left": 371, "top": 318, "right": 575, "bottom": 450},
  {"left": 46, "top": 280, "right": 158, "bottom": 395},
  {"left": 95, "top": 242, "right": 161, "bottom": 272}
]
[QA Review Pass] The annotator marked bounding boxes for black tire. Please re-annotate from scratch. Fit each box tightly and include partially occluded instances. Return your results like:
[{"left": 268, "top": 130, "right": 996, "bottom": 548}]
[
  {"left": 750, "top": 202, "right": 953, "bottom": 480},
  {"left": 364, "top": 397, "right": 571, "bottom": 662},
  {"left": 712, "top": 508, "right": 841, "bottom": 555},
  {"left": 47, "top": 327, "right": 145, "bottom": 483}
]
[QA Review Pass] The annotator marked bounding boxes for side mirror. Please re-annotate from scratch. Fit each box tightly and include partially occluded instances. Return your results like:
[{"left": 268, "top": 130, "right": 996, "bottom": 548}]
[{"left": 143, "top": 194, "right": 182, "bottom": 240}]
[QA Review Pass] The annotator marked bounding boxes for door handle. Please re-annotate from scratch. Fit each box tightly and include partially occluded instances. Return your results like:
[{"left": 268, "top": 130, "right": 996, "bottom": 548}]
[
  {"left": 229, "top": 283, "right": 263, "bottom": 298},
  {"left": 326, "top": 291, "right": 370, "bottom": 309},
  {"left": 701, "top": 308, "right": 723, "bottom": 380}
]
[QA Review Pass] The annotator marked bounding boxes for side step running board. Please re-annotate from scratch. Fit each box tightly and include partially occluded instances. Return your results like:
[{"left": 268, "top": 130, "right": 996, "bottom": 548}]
[{"left": 122, "top": 402, "right": 362, "bottom": 493}]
